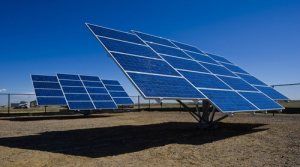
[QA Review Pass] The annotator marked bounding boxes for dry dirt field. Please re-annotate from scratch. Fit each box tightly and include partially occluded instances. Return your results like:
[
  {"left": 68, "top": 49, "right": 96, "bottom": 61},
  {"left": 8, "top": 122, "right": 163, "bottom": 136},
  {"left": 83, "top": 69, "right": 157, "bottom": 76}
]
[{"left": 0, "top": 111, "right": 299, "bottom": 167}]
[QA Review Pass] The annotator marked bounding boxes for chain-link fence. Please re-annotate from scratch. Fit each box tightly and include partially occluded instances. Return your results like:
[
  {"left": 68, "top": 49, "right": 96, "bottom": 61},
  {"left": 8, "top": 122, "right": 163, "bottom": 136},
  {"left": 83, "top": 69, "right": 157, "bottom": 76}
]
[{"left": 0, "top": 93, "right": 196, "bottom": 115}]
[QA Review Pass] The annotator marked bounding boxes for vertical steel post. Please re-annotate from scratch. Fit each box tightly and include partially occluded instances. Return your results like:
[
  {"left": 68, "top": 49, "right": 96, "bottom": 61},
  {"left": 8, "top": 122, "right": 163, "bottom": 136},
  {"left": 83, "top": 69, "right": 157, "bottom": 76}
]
[
  {"left": 7, "top": 93, "right": 10, "bottom": 114},
  {"left": 148, "top": 99, "right": 151, "bottom": 110},
  {"left": 138, "top": 95, "right": 140, "bottom": 111}
]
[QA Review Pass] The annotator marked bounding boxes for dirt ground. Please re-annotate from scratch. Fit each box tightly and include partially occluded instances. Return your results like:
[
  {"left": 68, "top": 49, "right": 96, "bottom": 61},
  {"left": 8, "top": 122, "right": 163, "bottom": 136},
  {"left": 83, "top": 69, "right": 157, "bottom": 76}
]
[{"left": 0, "top": 111, "right": 299, "bottom": 167}]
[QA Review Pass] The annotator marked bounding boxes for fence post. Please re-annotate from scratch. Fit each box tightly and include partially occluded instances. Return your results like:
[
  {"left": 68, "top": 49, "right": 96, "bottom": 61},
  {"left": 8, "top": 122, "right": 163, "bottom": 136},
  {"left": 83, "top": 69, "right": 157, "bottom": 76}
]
[
  {"left": 148, "top": 99, "right": 151, "bottom": 110},
  {"left": 138, "top": 95, "right": 140, "bottom": 111},
  {"left": 7, "top": 93, "right": 10, "bottom": 114}
]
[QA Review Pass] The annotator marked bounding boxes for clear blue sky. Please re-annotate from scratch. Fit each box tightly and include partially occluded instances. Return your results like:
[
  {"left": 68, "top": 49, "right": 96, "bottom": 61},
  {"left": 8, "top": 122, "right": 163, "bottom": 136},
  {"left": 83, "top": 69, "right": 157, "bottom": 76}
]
[{"left": 0, "top": 0, "right": 299, "bottom": 101}]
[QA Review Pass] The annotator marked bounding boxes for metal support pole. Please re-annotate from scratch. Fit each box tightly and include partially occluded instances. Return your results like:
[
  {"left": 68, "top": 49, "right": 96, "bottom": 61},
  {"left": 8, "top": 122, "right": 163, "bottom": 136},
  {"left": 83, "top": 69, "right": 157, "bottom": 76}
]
[
  {"left": 44, "top": 106, "right": 47, "bottom": 113},
  {"left": 148, "top": 99, "right": 151, "bottom": 110},
  {"left": 202, "top": 100, "right": 211, "bottom": 123},
  {"left": 160, "top": 102, "right": 163, "bottom": 109},
  {"left": 7, "top": 93, "right": 10, "bottom": 114},
  {"left": 138, "top": 95, "right": 140, "bottom": 111}
]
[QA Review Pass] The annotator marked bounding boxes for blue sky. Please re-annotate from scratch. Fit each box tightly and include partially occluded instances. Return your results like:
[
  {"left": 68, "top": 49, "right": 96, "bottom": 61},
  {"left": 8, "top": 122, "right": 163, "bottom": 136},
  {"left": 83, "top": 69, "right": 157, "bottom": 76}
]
[{"left": 0, "top": 0, "right": 299, "bottom": 101}]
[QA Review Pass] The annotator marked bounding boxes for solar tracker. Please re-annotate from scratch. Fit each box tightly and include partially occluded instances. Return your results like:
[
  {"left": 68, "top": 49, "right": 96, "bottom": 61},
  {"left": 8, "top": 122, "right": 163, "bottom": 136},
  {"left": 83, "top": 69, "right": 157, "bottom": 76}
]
[
  {"left": 57, "top": 74, "right": 117, "bottom": 110},
  {"left": 86, "top": 23, "right": 205, "bottom": 100},
  {"left": 31, "top": 75, "right": 67, "bottom": 106},
  {"left": 86, "top": 23, "right": 287, "bottom": 113},
  {"left": 102, "top": 80, "right": 134, "bottom": 105}
]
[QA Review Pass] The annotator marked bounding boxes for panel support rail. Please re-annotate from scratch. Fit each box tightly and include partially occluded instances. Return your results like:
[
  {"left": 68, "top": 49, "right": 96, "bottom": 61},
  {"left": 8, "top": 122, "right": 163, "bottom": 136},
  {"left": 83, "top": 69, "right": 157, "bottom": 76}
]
[{"left": 176, "top": 99, "right": 229, "bottom": 127}]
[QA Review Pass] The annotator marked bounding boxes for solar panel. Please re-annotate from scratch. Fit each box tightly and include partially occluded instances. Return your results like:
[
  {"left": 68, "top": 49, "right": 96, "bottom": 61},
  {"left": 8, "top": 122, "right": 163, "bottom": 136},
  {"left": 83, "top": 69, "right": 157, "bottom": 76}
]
[
  {"left": 86, "top": 23, "right": 287, "bottom": 113},
  {"left": 132, "top": 30, "right": 286, "bottom": 111},
  {"left": 57, "top": 74, "right": 117, "bottom": 110},
  {"left": 31, "top": 75, "right": 67, "bottom": 106},
  {"left": 102, "top": 80, "right": 134, "bottom": 105},
  {"left": 86, "top": 23, "right": 205, "bottom": 100}
]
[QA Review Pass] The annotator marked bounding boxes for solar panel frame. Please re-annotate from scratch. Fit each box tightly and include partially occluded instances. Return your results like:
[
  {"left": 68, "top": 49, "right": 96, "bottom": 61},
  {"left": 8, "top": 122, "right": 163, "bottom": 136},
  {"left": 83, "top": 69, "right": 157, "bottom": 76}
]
[{"left": 86, "top": 23, "right": 206, "bottom": 100}]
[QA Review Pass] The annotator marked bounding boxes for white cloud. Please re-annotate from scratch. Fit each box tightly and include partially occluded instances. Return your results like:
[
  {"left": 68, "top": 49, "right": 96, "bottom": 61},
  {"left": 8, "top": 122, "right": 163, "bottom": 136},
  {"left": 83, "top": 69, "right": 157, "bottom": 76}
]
[{"left": 0, "top": 89, "right": 7, "bottom": 93}]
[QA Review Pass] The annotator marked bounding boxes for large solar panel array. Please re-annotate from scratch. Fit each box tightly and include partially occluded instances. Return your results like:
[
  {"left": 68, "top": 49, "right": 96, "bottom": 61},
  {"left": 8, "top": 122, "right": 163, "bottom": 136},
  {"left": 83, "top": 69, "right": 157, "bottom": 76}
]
[
  {"left": 102, "top": 80, "right": 134, "bottom": 105},
  {"left": 32, "top": 74, "right": 133, "bottom": 110},
  {"left": 86, "top": 23, "right": 288, "bottom": 113},
  {"left": 31, "top": 75, "right": 67, "bottom": 106},
  {"left": 57, "top": 74, "right": 117, "bottom": 110}
]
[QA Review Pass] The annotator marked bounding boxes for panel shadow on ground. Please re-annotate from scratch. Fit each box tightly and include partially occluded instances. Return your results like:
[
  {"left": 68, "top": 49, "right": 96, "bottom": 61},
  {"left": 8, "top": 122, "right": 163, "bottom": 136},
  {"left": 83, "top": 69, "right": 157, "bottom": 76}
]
[{"left": 0, "top": 122, "right": 267, "bottom": 158}]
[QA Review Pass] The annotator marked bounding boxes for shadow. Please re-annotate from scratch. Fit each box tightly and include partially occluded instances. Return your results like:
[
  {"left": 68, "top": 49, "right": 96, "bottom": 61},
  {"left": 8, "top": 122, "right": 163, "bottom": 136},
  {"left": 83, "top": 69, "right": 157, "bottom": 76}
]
[
  {"left": 0, "top": 122, "right": 267, "bottom": 158},
  {"left": 0, "top": 114, "right": 112, "bottom": 121}
]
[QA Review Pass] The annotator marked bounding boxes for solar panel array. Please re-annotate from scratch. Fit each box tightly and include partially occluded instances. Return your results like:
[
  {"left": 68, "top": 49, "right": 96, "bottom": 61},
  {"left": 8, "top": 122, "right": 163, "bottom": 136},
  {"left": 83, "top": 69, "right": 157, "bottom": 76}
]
[
  {"left": 32, "top": 74, "right": 133, "bottom": 110},
  {"left": 102, "top": 80, "right": 134, "bottom": 105},
  {"left": 31, "top": 75, "right": 67, "bottom": 106},
  {"left": 86, "top": 23, "right": 288, "bottom": 113}
]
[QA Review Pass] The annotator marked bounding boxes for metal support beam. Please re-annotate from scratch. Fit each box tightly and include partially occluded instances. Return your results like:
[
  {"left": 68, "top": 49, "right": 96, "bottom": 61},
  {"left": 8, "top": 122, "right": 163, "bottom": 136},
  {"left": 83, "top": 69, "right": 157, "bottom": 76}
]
[{"left": 176, "top": 100, "right": 200, "bottom": 122}]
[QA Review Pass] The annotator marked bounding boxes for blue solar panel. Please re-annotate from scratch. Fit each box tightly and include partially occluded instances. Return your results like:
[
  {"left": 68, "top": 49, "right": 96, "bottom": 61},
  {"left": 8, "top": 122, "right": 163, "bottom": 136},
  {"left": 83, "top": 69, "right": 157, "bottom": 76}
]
[
  {"left": 33, "top": 82, "right": 61, "bottom": 89},
  {"left": 111, "top": 52, "right": 180, "bottom": 76},
  {"left": 102, "top": 80, "right": 120, "bottom": 85},
  {"left": 87, "top": 24, "right": 204, "bottom": 100},
  {"left": 79, "top": 75, "right": 117, "bottom": 109},
  {"left": 35, "top": 89, "right": 64, "bottom": 97},
  {"left": 68, "top": 102, "right": 95, "bottom": 110},
  {"left": 200, "top": 63, "right": 236, "bottom": 77},
  {"left": 147, "top": 42, "right": 191, "bottom": 59},
  {"left": 128, "top": 72, "right": 205, "bottom": 98},
  {"left": 113, "top": 98, "right": 134, "bottom": 105},
  {"left": 220, "top": 63, "right": 249, "bottom": 74},
  {"left": 32, "top": 75, "right": 58, "bottom": 82},
  {"left": 57, "top": 74, "right": 117, "bottom": 110},
  {"left": 218, "top": 76, "right": 257, "bottom": 91},
  {"left": 87, "top": 24, "right": 288, "bottom": 113},
  {"left": 32, "top": 75, "right": 67, "bottom": 106},
  {"left": 36, "top": 97, "right": 66, "bottom": 106},
  {"left": 236, "top": 73, "right": 267, "bottom": 86},
  {"left": 185, "top": 51, "right": 219, "bottom": 65},
  {"left": 161, "top": 55, "right": 209, "bottom": 73},
  {"left": 206, "top": 53, "right": 233, "bottom": 64},
  {"left": 171, "top": 41, "right": 203, "bottom": 54},
  {"left": 200, "top": 89, "right": 258, "bottom": 112},
  {"left": 255, "top": 86, "right": 289, "bottom": 100},
  {"left": 87, "top": 24, "right": 145, "bottom": 45},
  {"left": 94, "top": 102, "right": 118, "bottom": 109},
  {"left": 98, "top": 36, "right": 161, "bottom": 59},
  {"left": 86, "top": 87, "right": 108, "bottom": 94},
  {"left": 239, "top": 92, "right": 283, "bottom": 110},
  {"left": 132, "top": 31, "right": 176, "bottom": 47},
  {"left": 179, "top": 71, "right": 230, "bottom": 89},
  {"left": 102, "top": 79, "right": 134, "bottom": 105}
]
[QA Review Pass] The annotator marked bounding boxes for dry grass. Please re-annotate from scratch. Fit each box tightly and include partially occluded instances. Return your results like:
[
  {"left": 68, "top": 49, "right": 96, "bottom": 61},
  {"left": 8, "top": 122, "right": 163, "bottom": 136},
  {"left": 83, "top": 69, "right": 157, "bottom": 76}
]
[{"left": 0, "top": 111, "right": 299, "bottom": 167}]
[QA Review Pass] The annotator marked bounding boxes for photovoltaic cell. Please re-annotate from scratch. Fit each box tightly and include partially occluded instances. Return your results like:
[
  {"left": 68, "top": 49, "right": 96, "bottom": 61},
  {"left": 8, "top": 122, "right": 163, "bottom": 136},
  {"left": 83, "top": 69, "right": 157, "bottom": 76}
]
[
  {"left": 88, "top": 24, "right": 145, "bottom": 45},
  {"left": 98, "top": 36, "right": 161, "bottom": 59},
  {"left": 220, "top": 63, "right": 249, "bottom": 74},
  {"left": 132, "top": 31, "right": 176, "bottom": 47},
  {"left": 185, "top": 51, "right": 219, "bottom": 65},
  {"left": 236, "top": 73, "right": 267, "bottom": 86},
  {"left": 206, "top": 53, "right": 233, "bottom": 64},
  {"left": 102, "top": 79, "right": 134, "bottom": 105},
  {"left": 254, "top": 86, "right": 289, "bottom": 100},
  {"left": 147, "top": 42, "right": 191, "bottom": 59},
  {"left": 218, "top": 76, "right": 257, "bottom": 91},
  {"left": 200, "top": 63, "right": 236, "bottom": 77},
  {"left": 32, "top": 75, "right": 66, "bottom": 106},
  {"left": 179, "top": 71, "right": 230, "bottom": 89},
  {"left": 111, "top": 52, "right": 180, "bottom": 76},
  {"left": 171, "top": 41, "right": 203, "bottom": 54},
  {"left": 239, "top": 92, "right": 283, "bottom": 110},
  {"left": 161, "top": 55, "right": 209, "bottom": 73},
  {"left": 200, "top": 89, "right": 258, "bottom": 112},
  {"left": 128, "top": 72, "right": 205, "bottom": 98}
]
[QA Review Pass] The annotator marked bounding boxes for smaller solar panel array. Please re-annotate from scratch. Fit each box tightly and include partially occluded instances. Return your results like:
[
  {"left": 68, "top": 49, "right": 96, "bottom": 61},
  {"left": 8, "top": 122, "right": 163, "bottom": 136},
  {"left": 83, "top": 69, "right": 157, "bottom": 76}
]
[
  {"left": 32, "top": 75, "right": 66, "bottom": 106},
  {"left": 102, "top": 80, "right": 134, "bottom": 105},
  {"left": 32, "top": 74, "right": 133, "bottom": 110}
]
